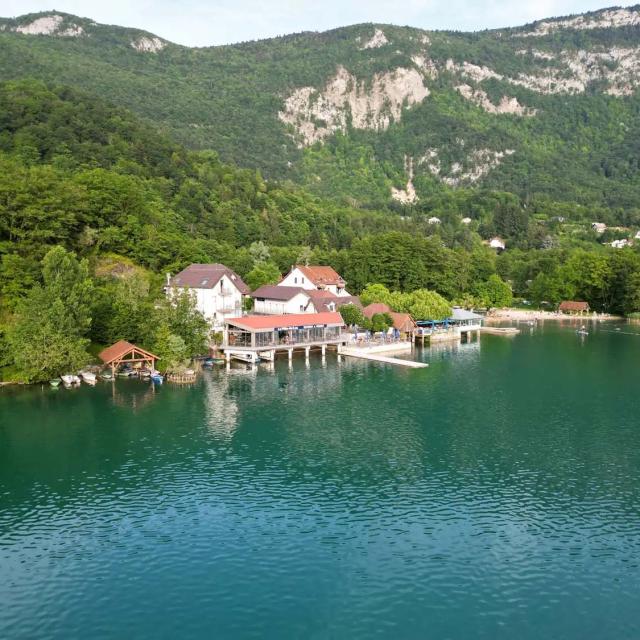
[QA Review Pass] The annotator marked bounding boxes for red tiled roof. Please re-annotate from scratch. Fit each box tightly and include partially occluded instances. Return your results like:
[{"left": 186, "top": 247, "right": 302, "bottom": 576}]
[
  {"left": 99, "top": 340, "right": 157, "bottom": 364},
  {"left": 226, "top": 312, "right": 344, "bottom": 331},
  {"left": 295, "top": 265, "right": 344, "bottom": 286},
  {"left": 363, "top": 302, "right": 392, "bottom": 319},
  {"left": 389, "top": 312, "right": 416, "bottom": 332},
  {"left": 170, "top": 264, "right": 249, "bottom": 294},
  {"left": 559, "top": 301, "right": 590, "bottom": 312}
]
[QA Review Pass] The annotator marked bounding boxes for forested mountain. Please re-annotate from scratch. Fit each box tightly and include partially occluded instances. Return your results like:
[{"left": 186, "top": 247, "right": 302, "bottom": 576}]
[{"left": 3, "top": 6, "right": 640, "bottom": 210}]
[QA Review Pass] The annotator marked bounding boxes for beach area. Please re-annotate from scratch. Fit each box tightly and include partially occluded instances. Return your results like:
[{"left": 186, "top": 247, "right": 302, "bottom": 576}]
[{"left": 485, "top": 308, "right": 622, "bottom": 322}]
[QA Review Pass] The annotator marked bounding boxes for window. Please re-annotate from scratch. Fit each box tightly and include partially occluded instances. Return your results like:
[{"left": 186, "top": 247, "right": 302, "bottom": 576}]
[
  {"left": 302, "top": 277, "right": 305, "bottom": 284},
  {"left": 300, "top": 305, "right": 304, "bottom": 312},
  {"left": 294, "top": 277, "right": 297, "bottom": 284}
]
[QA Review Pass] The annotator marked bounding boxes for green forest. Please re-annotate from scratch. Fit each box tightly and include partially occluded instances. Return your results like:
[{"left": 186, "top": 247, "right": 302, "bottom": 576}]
[
  {"left": 2, "top": 79, "right": 640, "bottom": 381},
  {"left": 3, "top": 9, "right": 640, "bottom": 210}
]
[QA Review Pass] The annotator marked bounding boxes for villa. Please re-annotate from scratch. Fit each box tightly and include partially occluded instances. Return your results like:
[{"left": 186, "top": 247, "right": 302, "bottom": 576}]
[
  {"left": 167, "top": 263, "right": 249, "bottom": 330},
  {"left": 279, "top": 265, "right": 351, "bottom": 297}
]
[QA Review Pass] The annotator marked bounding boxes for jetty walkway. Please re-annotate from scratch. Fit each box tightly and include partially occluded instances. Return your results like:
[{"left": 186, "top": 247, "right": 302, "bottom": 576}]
[{"left": 340, "top": 343, "right": 428, "bottom": 368}]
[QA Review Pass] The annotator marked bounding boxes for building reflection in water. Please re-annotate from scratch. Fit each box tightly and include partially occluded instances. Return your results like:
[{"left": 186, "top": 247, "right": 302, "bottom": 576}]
[{"left": 108, "top": 379, "right": 159, "bottom": 412}]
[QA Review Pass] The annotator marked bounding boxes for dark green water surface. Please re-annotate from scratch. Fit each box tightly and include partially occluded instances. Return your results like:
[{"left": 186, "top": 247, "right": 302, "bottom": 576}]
[{"left": 1, "top": 323, "right": 639, "bottom": 639}]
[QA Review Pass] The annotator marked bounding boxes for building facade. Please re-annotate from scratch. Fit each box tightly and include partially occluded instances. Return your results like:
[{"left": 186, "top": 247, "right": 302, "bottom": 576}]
[
  {"left": 167, "top": 263, "right": 249, "bottom": 330},
  {"left": 280, "top": 265, "right": 351, "bottom": 297}
]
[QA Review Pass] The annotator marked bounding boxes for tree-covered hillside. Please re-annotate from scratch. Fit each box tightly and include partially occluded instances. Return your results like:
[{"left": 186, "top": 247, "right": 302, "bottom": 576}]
[{"left": 3, "top": 7, "right": 640, "bottom": 208}]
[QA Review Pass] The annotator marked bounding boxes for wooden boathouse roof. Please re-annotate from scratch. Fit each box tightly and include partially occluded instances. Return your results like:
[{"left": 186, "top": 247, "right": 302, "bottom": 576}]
[{"left": 99, "top": 340, "right": 158, "bottom": 365}]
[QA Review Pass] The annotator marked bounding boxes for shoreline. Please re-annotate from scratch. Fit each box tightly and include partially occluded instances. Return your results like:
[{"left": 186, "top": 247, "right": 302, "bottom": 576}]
[{"left": 485, "top": 308, "right": 623, "bottom": 322}]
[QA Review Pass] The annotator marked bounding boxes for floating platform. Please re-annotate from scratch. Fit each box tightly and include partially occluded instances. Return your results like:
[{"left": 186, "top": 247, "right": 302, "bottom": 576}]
[
  {"left": 480, "top": 326, "right": 520, "bottom": 336},
  {"left": 340, "top": 344, "right": 427, "bottom": 368}
]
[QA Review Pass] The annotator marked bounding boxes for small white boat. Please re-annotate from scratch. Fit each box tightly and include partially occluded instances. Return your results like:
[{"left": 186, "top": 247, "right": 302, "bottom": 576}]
[
  {"left": 80, "top": 371, "right": 97, "bottom": 385},
  {"left": 61, "top": 374, "right": 81, "bottom": 386},
  {"left": 230, "top": 352, "right": 261, "bottom": 364}
]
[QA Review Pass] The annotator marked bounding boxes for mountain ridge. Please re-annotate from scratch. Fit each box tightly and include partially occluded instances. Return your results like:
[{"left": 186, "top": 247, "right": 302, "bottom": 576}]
[{"left": 2, "top": 5, "right": 640, "bottom": 209}]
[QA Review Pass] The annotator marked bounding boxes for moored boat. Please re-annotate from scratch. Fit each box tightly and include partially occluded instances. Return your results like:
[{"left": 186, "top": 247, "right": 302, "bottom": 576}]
[
  {"left": 61, "top": 374, "right": 81, "bottom": 386},
  {"left": 150, "top": 370, "right": 163, "bottom": 384},
  {"left": 80, "top": 371, "right": 97, "bottom": 385},
  {"left": 49, "top": 378, "right": 61, "bottom": 387},
  {"left": 100, "top": 371, "right": 114, "bottom": 380}
]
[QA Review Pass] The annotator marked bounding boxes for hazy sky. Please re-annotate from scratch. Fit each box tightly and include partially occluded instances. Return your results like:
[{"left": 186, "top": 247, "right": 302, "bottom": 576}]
[{"left": 0, "top": 1, "right": 629, "bottom": 46}]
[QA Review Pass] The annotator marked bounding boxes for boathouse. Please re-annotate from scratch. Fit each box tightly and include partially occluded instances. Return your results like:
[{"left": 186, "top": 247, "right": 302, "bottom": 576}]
[
  {"left": 99, "top": 341, "right": 158, "bottom": 375},
  {"left": 222, "top": 312, "right": 346, "bottom": 363},
  {"left": 558, "top": 300, "right": 590, "bottom": 315}
]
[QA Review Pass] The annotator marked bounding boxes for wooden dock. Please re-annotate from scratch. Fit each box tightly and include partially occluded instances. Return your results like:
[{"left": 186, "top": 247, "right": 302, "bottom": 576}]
[{"left": 340, "top": 347, "right": 428, "bottom": 368}]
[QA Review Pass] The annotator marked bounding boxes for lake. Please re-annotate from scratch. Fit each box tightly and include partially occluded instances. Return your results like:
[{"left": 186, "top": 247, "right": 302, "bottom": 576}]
[{"left": 1, "top": 322, "right": 639, "bottom": 639}]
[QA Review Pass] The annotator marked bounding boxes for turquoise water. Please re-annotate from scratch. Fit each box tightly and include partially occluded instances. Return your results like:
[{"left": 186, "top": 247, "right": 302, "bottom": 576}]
[{"left": 1, "top": 322, "right": 639, "bottom": 639}]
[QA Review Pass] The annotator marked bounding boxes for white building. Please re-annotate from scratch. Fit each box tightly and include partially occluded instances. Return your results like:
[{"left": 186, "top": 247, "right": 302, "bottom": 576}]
[
  {"left": 252, "top": 285, "right": 361, "bottom": 315},
  {"left": 609, "top": 239, "right": 632, "bottom": 249},
  {"left": 279, "top": 265, "right": 351, "bottom": 297},
  {"left": 461, "top": 217, "right": 472, "bottom": 225},
  {"left": 592, "top": 222, "right": 607, "bottom": 234},
  {"left": 167, "top": 263, "right": 249, "bottom": 330},
  {"left": 428, "top": 216, "right": 442, "bottom": 225},
  {"left": 252, "top": 286, "right": 312, "bottom": 315},
  {"left": 489, "top": 237, "right": 506, "bottom": 251}
]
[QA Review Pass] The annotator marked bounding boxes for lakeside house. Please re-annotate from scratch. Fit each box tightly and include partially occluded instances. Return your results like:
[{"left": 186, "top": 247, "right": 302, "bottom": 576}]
[
  {"left": 558, "top": 300, "right": 590, "bottom": 314},
  {"left": 362, "top": 303, "right": 417, "bottom": 338},
  {"left": 252, "top": 285, "right": 361, "bottom": 315},
  {"left": 279, "top": 265, "right": 351, "bottom": 297},
  {"left": 167, "top": 263, "right": 249, "bottom": 330},
  {"left": 592, "top": 222, "right": 607, "bottom": 234}
]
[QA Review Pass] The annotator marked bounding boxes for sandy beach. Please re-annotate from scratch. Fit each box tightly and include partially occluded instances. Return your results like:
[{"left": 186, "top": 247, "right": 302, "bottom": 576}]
[{"left": 485, "top": 308, "right": 622, "bottom": 322}]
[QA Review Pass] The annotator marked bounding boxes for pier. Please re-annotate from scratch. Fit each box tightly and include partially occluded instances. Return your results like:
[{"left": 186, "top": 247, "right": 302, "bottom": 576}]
[{"left": 340, "top": 343, "right": 428, "bottom": 368}]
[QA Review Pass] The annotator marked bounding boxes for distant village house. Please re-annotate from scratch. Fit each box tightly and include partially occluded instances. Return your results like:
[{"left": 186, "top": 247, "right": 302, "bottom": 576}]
[{"left": 591, "top": 222, "right": 607, "bottom": 234}]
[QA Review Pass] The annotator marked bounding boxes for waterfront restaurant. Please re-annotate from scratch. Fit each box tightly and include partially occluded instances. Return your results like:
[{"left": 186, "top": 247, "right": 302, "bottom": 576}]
[{"left": 223, "top": 312, "right": 345, "bottom": 350}]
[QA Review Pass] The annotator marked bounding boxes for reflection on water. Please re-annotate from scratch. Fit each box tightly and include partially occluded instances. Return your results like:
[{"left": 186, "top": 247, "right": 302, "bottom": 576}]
[{"left": 1, "top": 326, "right": 640, "bottom": 640}]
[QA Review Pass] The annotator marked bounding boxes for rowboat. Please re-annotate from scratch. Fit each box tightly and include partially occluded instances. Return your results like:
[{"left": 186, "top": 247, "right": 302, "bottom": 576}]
[{"left": 49, "top": 378, "right": 61, "bottom": 387}]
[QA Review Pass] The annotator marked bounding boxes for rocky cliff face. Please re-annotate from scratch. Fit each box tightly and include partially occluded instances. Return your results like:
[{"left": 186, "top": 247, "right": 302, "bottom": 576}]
[{"left": 3, "top": 7, "right": 640, "bottom": 207}]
